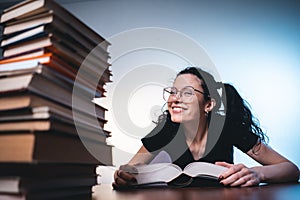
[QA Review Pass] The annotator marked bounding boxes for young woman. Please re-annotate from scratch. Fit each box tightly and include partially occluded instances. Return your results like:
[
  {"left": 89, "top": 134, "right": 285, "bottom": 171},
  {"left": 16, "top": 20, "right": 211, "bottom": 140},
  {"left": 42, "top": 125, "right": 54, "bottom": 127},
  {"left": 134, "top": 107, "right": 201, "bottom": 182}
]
[{"left": 113, "top": 67, "right": 299, "bottom": 188}]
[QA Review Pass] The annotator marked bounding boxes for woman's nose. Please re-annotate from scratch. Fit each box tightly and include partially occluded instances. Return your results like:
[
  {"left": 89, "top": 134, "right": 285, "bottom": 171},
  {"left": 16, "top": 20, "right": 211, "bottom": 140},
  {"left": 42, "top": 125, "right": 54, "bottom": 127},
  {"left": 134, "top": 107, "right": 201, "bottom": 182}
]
[{"left": 172, "top": 92, "right": 183, "bottom": 102}]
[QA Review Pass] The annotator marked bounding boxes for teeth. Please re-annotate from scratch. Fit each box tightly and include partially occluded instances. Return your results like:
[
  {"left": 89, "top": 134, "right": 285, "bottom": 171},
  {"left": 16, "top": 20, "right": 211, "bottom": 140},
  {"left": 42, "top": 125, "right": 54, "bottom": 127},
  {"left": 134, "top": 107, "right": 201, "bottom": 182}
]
[{"left": 173, "top": 107, "right": 182, "bottom": 112}]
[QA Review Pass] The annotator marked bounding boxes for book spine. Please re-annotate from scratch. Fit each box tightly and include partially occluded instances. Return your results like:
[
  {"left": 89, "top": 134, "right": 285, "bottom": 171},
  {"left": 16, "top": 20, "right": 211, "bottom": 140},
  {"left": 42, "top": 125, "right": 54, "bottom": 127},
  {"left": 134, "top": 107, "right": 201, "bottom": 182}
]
[
  {"left": 0, "top": 24, "right": 3, "bottom": 36},
  {"left": 0, "top": 47, "right": 4, "bottom": 59}
]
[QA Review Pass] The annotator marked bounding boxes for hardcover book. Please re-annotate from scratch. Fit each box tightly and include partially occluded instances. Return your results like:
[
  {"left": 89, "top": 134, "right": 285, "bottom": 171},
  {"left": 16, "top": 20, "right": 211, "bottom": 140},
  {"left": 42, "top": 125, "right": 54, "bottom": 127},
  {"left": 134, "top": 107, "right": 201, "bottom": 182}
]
[
  {"left": 0, "top": 131, "right": 113, "bottom": 165},
  {"left": 116, "top": 162, "right": 227, "bottom": 189}
]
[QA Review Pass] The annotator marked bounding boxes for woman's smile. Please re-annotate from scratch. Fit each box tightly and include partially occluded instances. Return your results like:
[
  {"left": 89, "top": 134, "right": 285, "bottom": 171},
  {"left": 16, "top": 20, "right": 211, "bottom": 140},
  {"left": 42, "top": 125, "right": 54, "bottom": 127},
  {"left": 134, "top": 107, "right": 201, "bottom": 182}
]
[{"left": 171, "top": 105, "right": 186, "bottom": 113}]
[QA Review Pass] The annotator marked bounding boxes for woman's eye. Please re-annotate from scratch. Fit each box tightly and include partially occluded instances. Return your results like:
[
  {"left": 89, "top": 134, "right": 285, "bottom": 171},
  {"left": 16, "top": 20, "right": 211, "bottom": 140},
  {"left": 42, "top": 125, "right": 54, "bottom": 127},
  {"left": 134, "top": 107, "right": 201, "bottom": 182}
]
[{"left": 184, "top": 91, "right": 193, "bottom": 96}]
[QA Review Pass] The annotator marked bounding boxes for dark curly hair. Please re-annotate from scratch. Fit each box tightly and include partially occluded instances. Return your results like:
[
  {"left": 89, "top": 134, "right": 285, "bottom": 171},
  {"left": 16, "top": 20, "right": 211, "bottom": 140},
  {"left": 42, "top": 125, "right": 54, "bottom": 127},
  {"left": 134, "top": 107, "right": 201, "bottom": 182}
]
[{"left": 158, "top": 66, "right": 267, "bottom": 147}]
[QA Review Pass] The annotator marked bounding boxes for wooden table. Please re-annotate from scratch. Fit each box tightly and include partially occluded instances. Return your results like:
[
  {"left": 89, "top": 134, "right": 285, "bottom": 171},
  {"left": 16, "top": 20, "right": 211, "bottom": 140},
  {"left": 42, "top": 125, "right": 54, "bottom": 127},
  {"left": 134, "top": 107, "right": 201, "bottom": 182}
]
[{"left": 92, "top": 183, "right": 300, "bottom": 200}]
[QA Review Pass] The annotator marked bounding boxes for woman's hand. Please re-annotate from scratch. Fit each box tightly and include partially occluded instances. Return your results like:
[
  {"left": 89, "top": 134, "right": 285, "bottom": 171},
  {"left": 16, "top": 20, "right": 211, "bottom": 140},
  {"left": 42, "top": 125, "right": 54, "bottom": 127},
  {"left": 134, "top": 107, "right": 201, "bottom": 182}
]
[
  {"left": 215, "top": 162, "right": 263, "bottom": 187},
  {"left": 112, "top": 164, "right": 138, "bottom": 189}
]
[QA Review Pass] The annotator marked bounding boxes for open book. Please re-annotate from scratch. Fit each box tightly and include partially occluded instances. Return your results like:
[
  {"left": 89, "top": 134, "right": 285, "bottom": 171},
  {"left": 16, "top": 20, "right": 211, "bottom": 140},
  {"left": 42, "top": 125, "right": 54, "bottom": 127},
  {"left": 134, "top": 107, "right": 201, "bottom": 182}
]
[{"left": 118, "top": 162, "right": 227, "bottom": 189}]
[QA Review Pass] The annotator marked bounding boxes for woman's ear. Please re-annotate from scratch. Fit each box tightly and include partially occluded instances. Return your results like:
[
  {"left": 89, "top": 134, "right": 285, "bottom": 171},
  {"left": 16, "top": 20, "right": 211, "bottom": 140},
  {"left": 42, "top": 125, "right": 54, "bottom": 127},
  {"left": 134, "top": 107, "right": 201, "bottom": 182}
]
[{"left": 205, "top": 98, "right": 216, "bottom": 113}]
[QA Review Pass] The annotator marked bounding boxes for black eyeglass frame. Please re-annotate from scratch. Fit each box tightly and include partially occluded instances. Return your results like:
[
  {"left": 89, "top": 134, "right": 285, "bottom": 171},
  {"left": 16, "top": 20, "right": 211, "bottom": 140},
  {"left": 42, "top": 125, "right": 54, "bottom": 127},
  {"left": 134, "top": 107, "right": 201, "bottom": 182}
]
[{"left": 163, "top": 86, "right": 207, "bottom": 102}]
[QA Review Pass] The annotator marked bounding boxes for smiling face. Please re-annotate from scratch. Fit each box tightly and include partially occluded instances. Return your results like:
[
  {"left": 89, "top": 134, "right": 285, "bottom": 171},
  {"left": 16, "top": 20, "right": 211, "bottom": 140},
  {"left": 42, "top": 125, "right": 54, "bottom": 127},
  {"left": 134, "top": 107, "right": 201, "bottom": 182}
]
[{"left": 167, "top": 74, "right": 209, "bottom": 124}]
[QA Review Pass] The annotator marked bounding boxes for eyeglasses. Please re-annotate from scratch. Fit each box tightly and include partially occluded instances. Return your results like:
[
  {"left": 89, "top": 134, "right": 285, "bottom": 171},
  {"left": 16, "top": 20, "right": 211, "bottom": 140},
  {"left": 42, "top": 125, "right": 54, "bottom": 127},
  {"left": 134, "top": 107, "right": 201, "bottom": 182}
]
[{"left": 163, "top": 86, "right": 206, "bottom": 103}]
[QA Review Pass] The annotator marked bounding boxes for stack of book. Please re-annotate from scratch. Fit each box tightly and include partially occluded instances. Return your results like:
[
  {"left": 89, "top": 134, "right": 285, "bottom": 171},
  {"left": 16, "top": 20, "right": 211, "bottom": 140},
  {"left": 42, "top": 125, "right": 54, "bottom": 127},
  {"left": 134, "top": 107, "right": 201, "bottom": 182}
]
[{"left": 0, "top": 0, "right": 113, "bottom": 199}]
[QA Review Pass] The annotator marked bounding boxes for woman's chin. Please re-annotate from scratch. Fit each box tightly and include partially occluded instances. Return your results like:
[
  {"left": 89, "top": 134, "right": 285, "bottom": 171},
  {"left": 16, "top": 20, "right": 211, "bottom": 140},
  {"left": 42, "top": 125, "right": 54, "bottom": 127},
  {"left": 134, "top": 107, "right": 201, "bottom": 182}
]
[{"left": 171, "top": 115, "right": 183, "bottom": 123}]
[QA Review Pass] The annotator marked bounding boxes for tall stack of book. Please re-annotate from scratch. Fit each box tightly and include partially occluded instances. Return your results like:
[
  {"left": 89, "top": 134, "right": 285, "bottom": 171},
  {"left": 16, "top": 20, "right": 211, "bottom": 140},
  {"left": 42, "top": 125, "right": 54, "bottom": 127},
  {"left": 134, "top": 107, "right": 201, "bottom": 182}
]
[{"left": 0, "top": 0, "right": 113, "bottom": 199}]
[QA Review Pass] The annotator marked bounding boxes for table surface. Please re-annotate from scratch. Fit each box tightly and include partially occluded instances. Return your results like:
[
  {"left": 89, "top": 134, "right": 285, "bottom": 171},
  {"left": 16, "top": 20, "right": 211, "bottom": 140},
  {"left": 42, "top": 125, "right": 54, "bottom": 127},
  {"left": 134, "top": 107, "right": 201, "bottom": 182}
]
[{"left": 92, "top": 183, "right": 300, "bottom": 200}]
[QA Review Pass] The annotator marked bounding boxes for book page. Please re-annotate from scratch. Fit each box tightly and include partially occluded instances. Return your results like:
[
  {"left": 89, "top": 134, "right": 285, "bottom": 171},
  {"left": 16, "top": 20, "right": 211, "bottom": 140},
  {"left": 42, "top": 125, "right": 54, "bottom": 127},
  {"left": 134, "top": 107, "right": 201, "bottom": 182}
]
[
  {"left": 183, "top": 162, "right": 227, "bottom": 178},
  {"left": 134, "top": 163, "right": 182, "bottom": 184},
  {"left": 149, "top": 150, "right": 172, "bottom": 164}
]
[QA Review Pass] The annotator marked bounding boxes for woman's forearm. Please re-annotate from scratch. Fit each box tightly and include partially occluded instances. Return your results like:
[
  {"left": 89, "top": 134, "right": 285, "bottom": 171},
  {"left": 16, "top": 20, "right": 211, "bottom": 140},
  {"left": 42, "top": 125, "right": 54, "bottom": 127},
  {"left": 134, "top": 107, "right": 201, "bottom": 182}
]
[
  {"left": 252, "top": 162, "right": 299, "bottom": 183},
  {"left": 128, "top": 145, "right": 154, "bottom": 165}
]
